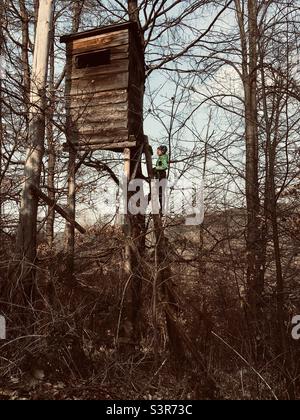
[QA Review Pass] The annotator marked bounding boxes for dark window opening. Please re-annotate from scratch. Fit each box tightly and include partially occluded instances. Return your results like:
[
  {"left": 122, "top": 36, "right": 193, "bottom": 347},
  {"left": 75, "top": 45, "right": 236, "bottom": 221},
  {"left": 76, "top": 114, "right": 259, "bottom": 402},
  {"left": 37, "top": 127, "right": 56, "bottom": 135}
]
[{"left": 75, "top": 49, "right": 111, "bottom": 69}]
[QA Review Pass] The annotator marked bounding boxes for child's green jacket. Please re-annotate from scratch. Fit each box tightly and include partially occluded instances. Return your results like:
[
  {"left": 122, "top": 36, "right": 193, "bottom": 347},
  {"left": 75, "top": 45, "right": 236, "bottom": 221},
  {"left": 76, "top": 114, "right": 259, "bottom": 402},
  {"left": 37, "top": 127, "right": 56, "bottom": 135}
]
[{"left": 156, "top": 154, "right": 169, "bottom": 171}]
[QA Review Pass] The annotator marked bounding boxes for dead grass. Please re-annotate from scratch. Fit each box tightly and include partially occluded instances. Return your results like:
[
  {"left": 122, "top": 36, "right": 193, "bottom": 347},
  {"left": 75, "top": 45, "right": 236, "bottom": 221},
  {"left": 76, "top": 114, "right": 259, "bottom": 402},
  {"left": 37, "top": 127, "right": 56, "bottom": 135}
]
[{"left": 0, "top": 222, "right": 299, "bottom": 400}]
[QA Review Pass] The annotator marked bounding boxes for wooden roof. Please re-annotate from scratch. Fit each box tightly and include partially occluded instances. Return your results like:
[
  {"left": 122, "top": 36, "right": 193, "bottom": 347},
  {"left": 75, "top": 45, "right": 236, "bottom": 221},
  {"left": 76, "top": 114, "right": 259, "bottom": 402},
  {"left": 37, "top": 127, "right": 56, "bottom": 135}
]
[{"left": 60, "top": 21, "right": 139, "bottom": 44}]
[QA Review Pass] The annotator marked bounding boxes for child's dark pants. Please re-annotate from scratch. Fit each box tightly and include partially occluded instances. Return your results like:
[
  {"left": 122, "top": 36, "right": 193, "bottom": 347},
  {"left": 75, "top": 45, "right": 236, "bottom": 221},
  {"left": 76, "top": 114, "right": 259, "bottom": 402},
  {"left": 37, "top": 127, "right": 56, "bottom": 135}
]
[{"left": 148, "top": 169, "right": 167, "bottom": 215}]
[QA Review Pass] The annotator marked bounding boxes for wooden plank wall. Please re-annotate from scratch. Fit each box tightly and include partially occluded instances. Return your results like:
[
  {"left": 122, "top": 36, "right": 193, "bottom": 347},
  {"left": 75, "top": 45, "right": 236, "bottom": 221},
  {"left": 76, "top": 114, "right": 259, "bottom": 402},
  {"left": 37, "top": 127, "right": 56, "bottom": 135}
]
[
  {"left": 65, "top": 29, "right": 132, "bottom": 151},
  {"left": 65, "top": 26, "right": 144, "bottom": 152}
]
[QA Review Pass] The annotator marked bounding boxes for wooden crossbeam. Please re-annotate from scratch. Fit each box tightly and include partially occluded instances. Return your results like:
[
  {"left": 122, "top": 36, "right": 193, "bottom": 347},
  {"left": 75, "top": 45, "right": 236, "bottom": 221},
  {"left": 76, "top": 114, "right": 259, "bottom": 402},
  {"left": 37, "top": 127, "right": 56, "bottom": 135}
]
[
  {"left": 30, "top": 185, "right": 86, "bottom": 234},
  {"left": 63, "top": 140, "right": 137, "bottom": 152}
]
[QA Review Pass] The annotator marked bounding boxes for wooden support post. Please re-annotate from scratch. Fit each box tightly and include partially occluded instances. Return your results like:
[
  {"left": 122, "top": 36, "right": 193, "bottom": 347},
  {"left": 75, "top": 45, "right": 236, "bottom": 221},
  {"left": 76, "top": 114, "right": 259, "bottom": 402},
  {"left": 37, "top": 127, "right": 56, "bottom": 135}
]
[
  {"left": 123, "top": 147, "right": 131, "bottom": 233},
  {"left": 124, "top": 148, "right": 131, "bottom": 182},
  {"left": 130, "top": 143, "right": 144, "bottom": 181},
  {"left": 123, "top": 147, "right": 132, "bottom": 275},
  {"left": 64, "top": 148, "right": 77, "bottom": 281},
  {"left": 120, "top": 143, "right": 147, "bottom": 346},
  {"left": 144, "top": 136, "right": 163, "bottom": 231},
  {"left": 119, "top": 145, "right": 147, "bottom": 345}
]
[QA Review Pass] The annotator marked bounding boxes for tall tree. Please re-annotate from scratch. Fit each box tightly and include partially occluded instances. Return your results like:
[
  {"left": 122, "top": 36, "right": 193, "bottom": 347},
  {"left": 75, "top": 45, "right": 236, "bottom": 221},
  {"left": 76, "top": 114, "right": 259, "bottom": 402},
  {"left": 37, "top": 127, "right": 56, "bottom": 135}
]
[
  {"left": 64, "top": 0, "right": 85, "bottom": 279},
  {"left": 121, "top": 0, "right": 145, "bottom": 343},
  {"left": 0, "top": 0, "right": 5, "bottom": 234},
  {"left": 46, "top": 12, "right": 55, "bottom": 248},
  {"left": 19, "top": 0, "right": 30, "bottom": 123},
  {"left": 235, "top": 0, "right": 263, "bottom": 331},
  {"left": 16, "top": 0, "right": 54, "bottom": 286}
]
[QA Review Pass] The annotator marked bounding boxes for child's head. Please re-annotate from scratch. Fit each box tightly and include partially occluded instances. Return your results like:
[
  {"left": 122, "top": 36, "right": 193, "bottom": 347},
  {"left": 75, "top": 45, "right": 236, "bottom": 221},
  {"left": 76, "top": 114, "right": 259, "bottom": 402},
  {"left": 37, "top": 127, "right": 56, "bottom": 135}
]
[{"left": 157, "top": 145, "right": 168, "bottom": 156}]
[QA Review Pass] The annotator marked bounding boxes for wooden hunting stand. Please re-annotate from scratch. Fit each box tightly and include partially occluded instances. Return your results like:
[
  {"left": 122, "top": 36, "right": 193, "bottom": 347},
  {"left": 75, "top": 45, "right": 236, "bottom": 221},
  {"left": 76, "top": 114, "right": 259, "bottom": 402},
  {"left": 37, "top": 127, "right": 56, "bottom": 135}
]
[
  {"left": 60, "top": 21, "right": 146, "bottom": 277},
  {"left": 59, "top": 20, "right": 173, "bottom": 345},
  {"left": 61, "top": 21, "right": 145, "bottom": 152}
]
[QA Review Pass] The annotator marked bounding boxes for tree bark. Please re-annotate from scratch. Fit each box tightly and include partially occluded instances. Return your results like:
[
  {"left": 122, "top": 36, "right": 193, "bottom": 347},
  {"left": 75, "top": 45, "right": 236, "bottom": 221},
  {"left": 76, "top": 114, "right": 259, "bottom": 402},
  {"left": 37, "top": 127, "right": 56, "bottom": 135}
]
[
  {"left": 128, "top": 0, "right": 139, "bottom": 23},
  {"left": 117, "top": 1, "right": 145, "bottom": 345},
  {"left": 64, "top": 147, "right": 77, "bottom": 282},
  {"left": 268, "top": 106, "right": 295, "bottom": 399},
  {"left": 235, "top": 0, "right": 264, "bottom": 331},
  {"left": 128, "top": 0, "right": 145, "bottom": 342},
  {"left": 19, "top": 0, "right": 30, "bottom": 124},
  {"left": 63, "top": 0, "right": 85, "bottom": 280},
  {"left": 0, "top": 0, "right": 4, "bottom": 236},
  {"left": 46, "top": 18, "right": 55, "bottom": 248},
  {"left": 16, "top": 0, "right": 54, "bottom": 285},
  {"left": 245, "top": 0, "right": 264, "bottom": 313}
]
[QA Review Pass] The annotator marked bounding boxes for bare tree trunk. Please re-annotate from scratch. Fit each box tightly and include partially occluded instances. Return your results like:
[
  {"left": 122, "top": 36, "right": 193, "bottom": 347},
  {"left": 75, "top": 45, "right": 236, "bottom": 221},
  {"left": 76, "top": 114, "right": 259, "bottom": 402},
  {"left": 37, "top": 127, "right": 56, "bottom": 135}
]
[
  {"left": 0, "top": 0, "right": 4, "bottom": 236},
  {"left": 64, "top": 148, "right": 76, "bottom": 282},
  {"left": 46, "top": 19, "right": 55, "bottom": 248},
  {"left": 245, "top": 0, "right": 262, "bottom": 309},
  {"left": 128, "top": 0, "right": 146, "bottom": 343},
  {"left": 269, "top": 106, "right": 295, "bottom": 399},
  {"left": 19, "top": 0, "right": 30, "bottom": 124},
  {"left": 259, "top": 15, "right": 295, "bottom": 397},
  {"left": 128, "top": 0, "right": 139, "bottom": 23},
  {"left": 269, "top": 145, "right": 294, "bottom": 397},
  {"left": 63, "top": 0, "right": 85, "bottom": 280},
  {"left": 16, "top": 0, "right": 54, "bottom": 286},
  {"left": 33, "top": 0, "right": 40, "bottom": 30},
  {"left": 72, "top": 0, "right": 85, "bottom": 31},
  {"left": 117, "top": 0, "right": 145, "bottom": 345},
  {"left": 235, "top": 0, "right": 263, "bottom": 333}
]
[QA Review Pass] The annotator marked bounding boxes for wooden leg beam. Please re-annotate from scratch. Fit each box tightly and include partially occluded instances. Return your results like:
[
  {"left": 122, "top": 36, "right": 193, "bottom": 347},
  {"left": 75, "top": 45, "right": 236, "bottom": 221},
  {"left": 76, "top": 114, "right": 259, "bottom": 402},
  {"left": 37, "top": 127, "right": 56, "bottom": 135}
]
[{"left": 30, "top": 185, "right": 86, "bottom": 234}]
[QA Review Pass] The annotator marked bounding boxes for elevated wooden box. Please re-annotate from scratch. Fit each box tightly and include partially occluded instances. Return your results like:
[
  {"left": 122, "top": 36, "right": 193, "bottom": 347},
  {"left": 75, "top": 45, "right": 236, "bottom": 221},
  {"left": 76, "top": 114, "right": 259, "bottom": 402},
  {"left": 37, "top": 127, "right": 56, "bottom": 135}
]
[{"left": 60, "top": 22, "right": 144, "bottom": 152}]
